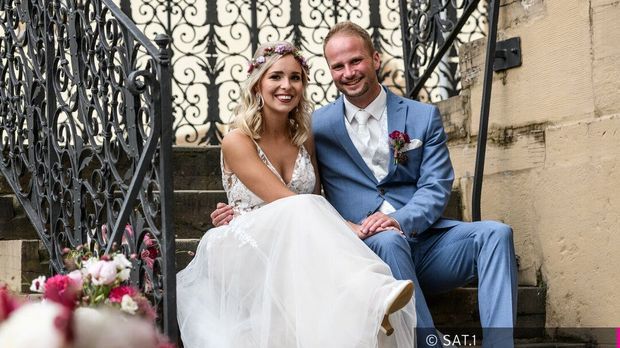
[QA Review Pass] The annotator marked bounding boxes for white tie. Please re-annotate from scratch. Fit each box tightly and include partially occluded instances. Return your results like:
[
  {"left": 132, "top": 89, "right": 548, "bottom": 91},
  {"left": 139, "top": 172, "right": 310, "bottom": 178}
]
[{"left": 355, "top": 110, "right": 372, "bottom": 146}]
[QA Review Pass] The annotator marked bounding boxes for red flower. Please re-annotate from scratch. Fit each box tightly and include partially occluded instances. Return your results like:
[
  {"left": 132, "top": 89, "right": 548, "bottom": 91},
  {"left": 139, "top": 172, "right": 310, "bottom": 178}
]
[
  {"left": 140, "top": 234, "right": 159, "bottom": 269},
  {"left": 109, "top": 285, "right": 138, "bottom": 303},
  {"left": 389, "top": 130, "right": 411, "bottom": 165},
  {"left": 44, "top": 275, "right": 82, "bottom": 310}
]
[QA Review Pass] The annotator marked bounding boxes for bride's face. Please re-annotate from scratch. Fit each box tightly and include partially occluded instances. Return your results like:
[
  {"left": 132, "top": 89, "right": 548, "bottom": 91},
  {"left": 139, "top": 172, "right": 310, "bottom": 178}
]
[{"left": 257, "top": 55, "right": 304, "bottom": 118}]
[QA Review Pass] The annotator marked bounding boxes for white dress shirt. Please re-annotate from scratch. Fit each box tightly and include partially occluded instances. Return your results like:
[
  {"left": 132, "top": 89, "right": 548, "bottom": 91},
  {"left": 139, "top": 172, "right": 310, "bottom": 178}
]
[{"left": 343, "top": 89, "right": 396, "bottom": 214}]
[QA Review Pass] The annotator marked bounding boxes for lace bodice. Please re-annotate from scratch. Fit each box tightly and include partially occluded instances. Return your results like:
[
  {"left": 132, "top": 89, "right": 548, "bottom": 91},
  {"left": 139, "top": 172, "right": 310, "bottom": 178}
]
[{"left": 221, "top": 143, "right": 316, "bottom": 216}]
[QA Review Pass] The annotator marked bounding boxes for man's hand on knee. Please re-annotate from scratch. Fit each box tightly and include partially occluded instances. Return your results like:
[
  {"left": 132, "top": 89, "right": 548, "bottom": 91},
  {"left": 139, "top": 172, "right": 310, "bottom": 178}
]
[
  {"left": 210, "top": 202, "right": 234, "bottom": 226},
  {"left": 360, "top": 212, "right": 403, "bottom": 237}
]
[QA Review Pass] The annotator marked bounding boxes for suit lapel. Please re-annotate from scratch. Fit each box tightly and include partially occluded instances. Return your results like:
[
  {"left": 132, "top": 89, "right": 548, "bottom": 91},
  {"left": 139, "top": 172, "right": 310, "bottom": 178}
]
[
  {"left": 381, "top": 90, "right": 408, "bottom": 184},
  {"left": 330, "top": 97, "right": 377, "bottom": 182}
]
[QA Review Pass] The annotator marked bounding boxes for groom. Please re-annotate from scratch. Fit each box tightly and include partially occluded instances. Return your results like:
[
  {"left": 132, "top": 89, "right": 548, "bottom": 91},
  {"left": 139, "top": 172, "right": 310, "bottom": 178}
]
[{"left": 213, "top": 22, "right": 517, "bottom": 348}]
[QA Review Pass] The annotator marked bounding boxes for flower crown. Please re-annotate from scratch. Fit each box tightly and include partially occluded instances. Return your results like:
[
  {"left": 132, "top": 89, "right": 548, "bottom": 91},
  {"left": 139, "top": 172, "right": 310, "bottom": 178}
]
[{"left": 247, "top": 44, "right": 309, "bottom": 75}]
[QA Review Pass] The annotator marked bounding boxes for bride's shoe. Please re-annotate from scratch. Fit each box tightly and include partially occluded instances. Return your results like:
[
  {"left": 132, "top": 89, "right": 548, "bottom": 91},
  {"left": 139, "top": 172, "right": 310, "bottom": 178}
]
[{"left": 380, "top": 280, "right": 414, "bottom": 336}]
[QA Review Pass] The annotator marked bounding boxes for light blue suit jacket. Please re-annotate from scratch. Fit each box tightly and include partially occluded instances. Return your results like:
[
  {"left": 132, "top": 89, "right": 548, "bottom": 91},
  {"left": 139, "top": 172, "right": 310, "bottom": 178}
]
[{"left": 312, "top": 88, "right": 461, "bottom": 237}]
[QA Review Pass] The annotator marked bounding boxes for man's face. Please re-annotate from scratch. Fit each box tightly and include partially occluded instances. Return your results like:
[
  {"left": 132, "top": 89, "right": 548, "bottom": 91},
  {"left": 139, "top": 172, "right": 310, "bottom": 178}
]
[{"left": 324, "top": 34, "right": 381, "bottom": 108}]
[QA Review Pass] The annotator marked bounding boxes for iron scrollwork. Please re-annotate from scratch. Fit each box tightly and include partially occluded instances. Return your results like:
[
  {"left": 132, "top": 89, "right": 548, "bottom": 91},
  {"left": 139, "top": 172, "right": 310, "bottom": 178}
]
[
  {"left": 400, "top": 0, "right": 488, "bottom": 102},
  {"left": 128, "top": 0, "right": 410, "bottom": 146},
  {"left": 0, "top": 0, "right": 176, "bottom": 339}
]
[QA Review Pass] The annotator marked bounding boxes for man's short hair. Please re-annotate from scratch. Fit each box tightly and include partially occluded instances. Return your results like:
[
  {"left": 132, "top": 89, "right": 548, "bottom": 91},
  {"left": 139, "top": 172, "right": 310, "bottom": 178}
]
[{"left": 323, "top": 21, "right": 375, "bottom": 56}]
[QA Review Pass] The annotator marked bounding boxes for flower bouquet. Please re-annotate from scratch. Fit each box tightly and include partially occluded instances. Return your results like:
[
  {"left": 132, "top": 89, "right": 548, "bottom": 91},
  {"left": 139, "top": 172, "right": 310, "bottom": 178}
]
[{"left": 0, "top": 243, "right": 173, "bottom": 348}]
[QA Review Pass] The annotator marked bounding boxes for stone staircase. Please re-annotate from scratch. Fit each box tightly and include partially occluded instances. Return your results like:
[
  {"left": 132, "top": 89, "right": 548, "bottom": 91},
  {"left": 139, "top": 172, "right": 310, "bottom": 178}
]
[{"left": 0, "top": 145, "right": 586, "bottom": 347}]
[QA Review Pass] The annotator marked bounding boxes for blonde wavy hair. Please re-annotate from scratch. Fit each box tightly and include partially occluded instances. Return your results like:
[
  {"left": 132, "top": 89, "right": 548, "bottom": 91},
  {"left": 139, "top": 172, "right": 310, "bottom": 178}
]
[{"left": 232, "top": 41, "right": 313, "bottom": 146}]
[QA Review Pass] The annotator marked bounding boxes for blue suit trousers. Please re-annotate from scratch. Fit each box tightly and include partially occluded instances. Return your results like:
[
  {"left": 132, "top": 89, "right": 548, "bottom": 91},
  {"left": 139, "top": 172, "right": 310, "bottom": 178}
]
[{"left": 363, "top": 221, "right": 517, "bottom": 348}]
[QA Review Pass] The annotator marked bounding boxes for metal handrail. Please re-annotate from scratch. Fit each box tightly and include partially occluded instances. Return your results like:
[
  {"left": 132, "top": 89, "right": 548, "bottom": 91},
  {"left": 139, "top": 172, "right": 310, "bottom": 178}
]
[
  {"left": 471, "top": 0, "right": 501, "bottom": 221},
  {"left": 0, "top": 0, "right": 176, "bottom": 339},
  {"left": 400, "top": 0, "right": 498, "bottom": 221}
]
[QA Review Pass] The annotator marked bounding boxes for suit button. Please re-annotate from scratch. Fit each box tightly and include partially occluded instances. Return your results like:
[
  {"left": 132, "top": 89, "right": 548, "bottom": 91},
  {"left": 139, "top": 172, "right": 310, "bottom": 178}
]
[{"left": 379, "top": 188, "right": 385, "bottom": 195}]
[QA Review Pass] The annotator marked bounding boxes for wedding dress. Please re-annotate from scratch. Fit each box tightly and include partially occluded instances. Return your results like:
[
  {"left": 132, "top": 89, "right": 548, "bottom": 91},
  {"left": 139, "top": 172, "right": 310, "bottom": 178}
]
[{"left": 176, "top": 143, "right": 416, "bottom": 348}]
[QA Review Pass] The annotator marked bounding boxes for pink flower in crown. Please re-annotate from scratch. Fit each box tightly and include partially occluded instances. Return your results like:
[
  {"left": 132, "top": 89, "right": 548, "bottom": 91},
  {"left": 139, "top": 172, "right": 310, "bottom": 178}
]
[
  {"left": 247, "top": 44, "right": 309, "bottom": 76},
  {"left": 389, "top": 130, "right": 411, "bottom": 165}
]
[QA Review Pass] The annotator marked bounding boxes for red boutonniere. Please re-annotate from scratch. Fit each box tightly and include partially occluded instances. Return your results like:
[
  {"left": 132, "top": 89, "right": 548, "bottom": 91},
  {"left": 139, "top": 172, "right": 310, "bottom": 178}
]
[{"left": 389, "top": 130, "right": 411, "bottom": 165}]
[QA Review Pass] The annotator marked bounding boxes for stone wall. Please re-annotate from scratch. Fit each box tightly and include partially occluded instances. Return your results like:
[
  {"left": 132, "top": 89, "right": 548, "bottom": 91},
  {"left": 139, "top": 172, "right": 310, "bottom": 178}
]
[{"left": 439, "top": 0, "right": 620, "bottom": 330}]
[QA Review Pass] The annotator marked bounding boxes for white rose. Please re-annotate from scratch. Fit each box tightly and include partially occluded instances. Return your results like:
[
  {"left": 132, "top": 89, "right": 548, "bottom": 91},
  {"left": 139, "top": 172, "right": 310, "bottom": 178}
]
[
  {"left": 113, "top": 253, "right": 132, "bottom": 270},
  {"left": 117, "top": 268, "right": 131, "bottom": 282},
  {"left": 120, "top": 294, "right": 138, "bottom": 315},
  {"left": 29, "top": 275, "right": 46, "bottom": 293}
]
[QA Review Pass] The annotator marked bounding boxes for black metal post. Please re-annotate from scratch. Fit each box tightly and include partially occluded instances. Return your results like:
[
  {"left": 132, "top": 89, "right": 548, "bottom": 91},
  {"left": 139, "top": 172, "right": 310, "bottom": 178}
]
[
  {"left": 471, "top": 0, "right": 501, "bottom": 221},
  {"left": 398, "top": 0, "right": 412, "bottom": 94},
  {"left": 250, "top": 0, "right": 258, "bottom": 54},
  {"left": 154, "top": 33, "right": 177, "bottom": 341},
  {"left": 45, "top": 0, "right": 62, "bottom": 271}
]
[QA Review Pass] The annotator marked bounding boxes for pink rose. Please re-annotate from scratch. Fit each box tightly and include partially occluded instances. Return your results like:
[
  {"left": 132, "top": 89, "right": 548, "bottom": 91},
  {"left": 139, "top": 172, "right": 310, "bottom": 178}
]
[
  {"left": 87, "top": 260, "right": 118, "bottom": 286},
  {"left": 67, "top": 270, "right": 83, "bottom": 289},
  {"left": 108, "top": 286, "right": 138, "bottom": 303},
  {"left": 44, "top": 275, "right": 81, "bottom": 309}
]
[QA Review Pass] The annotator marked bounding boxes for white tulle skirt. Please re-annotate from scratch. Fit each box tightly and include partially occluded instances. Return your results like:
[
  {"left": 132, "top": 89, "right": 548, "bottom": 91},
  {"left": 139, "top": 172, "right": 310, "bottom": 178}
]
[{"left": 177, "top": 194, "right": 415, "bottom": 348}]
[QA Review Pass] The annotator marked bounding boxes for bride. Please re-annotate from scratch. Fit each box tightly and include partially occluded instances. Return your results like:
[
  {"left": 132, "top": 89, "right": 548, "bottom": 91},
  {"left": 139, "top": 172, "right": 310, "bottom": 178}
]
[{"left": 176, "top": 41, "right": 416, "bottom": 348}]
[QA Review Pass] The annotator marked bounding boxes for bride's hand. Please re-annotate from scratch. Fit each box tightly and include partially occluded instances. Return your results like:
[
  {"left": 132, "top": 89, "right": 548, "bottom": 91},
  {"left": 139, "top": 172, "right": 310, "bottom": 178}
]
[
  {"left": 211, "top": 202, "right": 234, "bottom": 226},
  {"left": 346, "top": 221, "right": 367, "bottom": 239}
]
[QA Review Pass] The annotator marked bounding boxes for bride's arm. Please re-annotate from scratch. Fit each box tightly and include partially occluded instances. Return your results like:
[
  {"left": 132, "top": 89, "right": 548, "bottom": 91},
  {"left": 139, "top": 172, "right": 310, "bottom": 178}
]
[
  {"left": 221, "top": 130, "right": 295, "bottom": 203},
  {"left": 303, "top": 134, "right": 322, "bottom": 195}
]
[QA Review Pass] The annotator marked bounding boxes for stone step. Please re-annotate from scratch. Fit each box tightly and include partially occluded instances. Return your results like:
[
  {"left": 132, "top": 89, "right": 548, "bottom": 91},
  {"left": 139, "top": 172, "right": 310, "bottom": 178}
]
[
  {"left": 172, "top": 146, "right": 223, "bottom": 191},
  {"left": 172, "top": 188, "right": 462, "bottom": 239},
  {"left": 173, "top": 190, "right": 227, "bottom": 239},
  {"left": 428, "top": 286, "right": 546, "bottom": 339},
  {"left": 513, "top": 341, "right": 587, "bottom": 348},
  {"left": 0, "top": 146, "right": 224, "bottom": 194},
  {"left": 175, "top": 237, "right": 546, "bottom": 339},
  {"left": 449, "top": 339, "right": 587, "bottom": 348},
  {"left": 1, "top": 145, "right": 463, "bottom": 239}
]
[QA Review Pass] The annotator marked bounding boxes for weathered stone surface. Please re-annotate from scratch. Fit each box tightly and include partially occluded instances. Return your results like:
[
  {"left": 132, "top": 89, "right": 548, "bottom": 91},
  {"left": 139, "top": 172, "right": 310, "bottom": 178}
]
[
  {"left": 0, "top": 195, "right": 38, "bottom": 240},
  {"left": 436, "top": 94, "right": 471, "bottom": 143},
  {"left": 499, "top": 0, "right": 548, "bottom": 31},
  {"left": 0, "top": 240, "right": 48, "bottom": 292},
  {"left": 450, "top": 125, "right": 546, "bottom": 178},
  {"left": 464, "top": 0, "right": 596, "bottom": 135},
  {"left": 591, "top": 0, "right": 620, "bottom": 116},
  {"left": 533, "top": 115, "right": 620, "bottom": 327}
]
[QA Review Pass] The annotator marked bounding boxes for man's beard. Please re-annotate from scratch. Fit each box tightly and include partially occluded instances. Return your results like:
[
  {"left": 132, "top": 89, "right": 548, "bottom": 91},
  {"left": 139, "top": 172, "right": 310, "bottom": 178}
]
[{"left": 339, "top": 80, "right": 369, "bottom": 98}]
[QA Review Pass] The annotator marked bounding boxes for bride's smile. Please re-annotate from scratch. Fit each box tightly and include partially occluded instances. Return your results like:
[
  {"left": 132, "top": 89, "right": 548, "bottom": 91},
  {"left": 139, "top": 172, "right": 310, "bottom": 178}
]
[{"left": 258, "top": 54, "right": 303, "bottom": 118}]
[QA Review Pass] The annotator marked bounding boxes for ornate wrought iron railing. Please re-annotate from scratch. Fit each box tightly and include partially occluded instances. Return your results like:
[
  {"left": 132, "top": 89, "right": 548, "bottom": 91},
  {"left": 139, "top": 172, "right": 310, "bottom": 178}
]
[
  {"left": 123, "top": 0, "right": 487, "bottom": 146},
  {"left": 399, "top": 0, "right": 503, "bottom": 221},
  {"left": 399, "top": 0, "right": 487, "bottom": 100},
  {"left": 123, "top": 0, "right": 404, "bottom": 145},
  {"left": 0, "top": 0, "right": 176, "bottom": 338}
]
